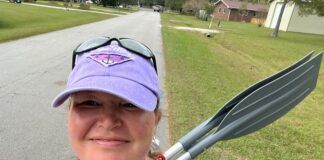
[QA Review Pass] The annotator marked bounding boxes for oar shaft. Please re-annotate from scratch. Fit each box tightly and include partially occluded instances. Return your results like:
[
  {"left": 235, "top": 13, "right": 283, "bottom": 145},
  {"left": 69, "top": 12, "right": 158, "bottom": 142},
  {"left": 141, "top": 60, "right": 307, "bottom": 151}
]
[
  {"left": 179, "top": 114, "right": 224, "bottom": 149},
  {"left": 164, "top": 142, "right": 183, "bottom": 160},
  {"left": 176, "top": 152, "right": 192, "bottom": 160}
]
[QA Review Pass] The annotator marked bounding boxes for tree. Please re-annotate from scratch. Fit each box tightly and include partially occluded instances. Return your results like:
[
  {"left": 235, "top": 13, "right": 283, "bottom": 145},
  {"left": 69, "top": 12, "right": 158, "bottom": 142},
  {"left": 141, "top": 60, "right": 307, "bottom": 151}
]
[
  {"left": 153, "top": 0, "right": 165, "bottom": 5},
  {"left": 98, "top": 0, "right": 137, "bottom": 7},
  {"left": 182, "top": 0, "right": 209, "bottom": 15},
  {"left": 271, "top": 0, "right": 288, "bottom": 37},
  {"left": 238, "top": 2, "right": 248, "bottom": 22},
  {"left": 294, "top": 0, "right": 324, "bottom": 16},
  {"left": 165, "top": 0, "right": 186, "bottom": 11},
  {"left": 140, "top": 0, "right": 153, "bottom": 6},
  {"left": 101, "top": 0, "right": 118, "bottom": 7},
  {"left": 240, "top": 0, "right": 268, "bottom": 4},
  {"left": 271, "top": 0, "right": 324, "bottom": 37}
]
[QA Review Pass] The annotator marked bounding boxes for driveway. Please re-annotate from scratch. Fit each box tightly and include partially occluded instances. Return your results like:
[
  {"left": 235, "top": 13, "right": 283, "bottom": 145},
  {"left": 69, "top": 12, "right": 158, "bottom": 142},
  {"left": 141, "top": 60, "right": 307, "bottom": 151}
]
[{"left": 0, "top": 10, "right": 169, "bottom": 159}]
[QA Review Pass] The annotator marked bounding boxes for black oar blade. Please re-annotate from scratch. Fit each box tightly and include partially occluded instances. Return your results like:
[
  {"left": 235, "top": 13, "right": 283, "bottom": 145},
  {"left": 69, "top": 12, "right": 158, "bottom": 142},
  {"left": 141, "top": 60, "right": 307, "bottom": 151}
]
[{"left": 217, "top": 53, "right": 322, "bottom": 141}]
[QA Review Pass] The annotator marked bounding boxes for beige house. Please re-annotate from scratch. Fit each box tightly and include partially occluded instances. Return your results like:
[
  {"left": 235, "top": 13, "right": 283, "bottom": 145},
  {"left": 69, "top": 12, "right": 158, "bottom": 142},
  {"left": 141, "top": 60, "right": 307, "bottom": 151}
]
[{"left": 265, "top": 0, "right": 324, "bottom": 35}]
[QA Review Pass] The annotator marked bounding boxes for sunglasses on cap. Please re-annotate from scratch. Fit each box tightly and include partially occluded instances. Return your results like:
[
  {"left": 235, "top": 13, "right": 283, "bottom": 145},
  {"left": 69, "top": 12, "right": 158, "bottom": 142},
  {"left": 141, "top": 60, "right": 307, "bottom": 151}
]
[{"left": 72, "top": 37, "right": 158, "bottom": 74}]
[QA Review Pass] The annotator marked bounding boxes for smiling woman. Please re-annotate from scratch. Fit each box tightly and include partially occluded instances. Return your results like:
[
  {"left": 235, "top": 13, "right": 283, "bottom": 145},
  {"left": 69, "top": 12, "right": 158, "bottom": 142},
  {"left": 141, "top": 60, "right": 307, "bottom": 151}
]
[
  {"left": 51, "top": 37, "right": 163, "bottom": 160},
  {"left": 68, "top": 91, "right": 160, "bottom": 160}
]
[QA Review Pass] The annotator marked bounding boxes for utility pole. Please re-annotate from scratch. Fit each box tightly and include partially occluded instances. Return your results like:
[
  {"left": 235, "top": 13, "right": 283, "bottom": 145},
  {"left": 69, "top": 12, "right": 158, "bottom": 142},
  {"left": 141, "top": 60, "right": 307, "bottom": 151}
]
[{"left": 271, "top": 0, "right": 288, "bottom": 37}]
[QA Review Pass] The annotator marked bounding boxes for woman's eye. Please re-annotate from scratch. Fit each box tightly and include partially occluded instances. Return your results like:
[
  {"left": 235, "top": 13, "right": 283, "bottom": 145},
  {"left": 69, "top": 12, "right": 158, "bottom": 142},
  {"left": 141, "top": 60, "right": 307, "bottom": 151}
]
[
  {"left": 121, "top": 103, "right": 138, "bottom": 110},
  {"left": 77, "top": 100, "right": 101, "bottom": 108}
]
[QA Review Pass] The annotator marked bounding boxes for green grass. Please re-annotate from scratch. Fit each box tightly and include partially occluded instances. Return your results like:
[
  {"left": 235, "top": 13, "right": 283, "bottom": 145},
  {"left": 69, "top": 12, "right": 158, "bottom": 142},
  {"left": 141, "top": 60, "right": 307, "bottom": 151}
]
[
  {"left": 162, "top": 13, "right": 324, "bottom": 160},
  {"left": 89, "top": 4, "right": 139, "bottom": 13},
  {"left": 0, "top": 2, "right": 115, "bottom": 42},
  {"left": 33, "top": 0, "right": 138, "bottom": 14},
  {"left": 34, "top": 0, "right": 68, "bottom": 7}
]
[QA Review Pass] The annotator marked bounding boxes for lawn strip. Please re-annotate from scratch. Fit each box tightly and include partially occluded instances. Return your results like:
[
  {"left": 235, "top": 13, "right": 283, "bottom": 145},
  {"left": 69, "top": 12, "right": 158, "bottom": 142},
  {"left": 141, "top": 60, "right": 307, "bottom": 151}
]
[
  {"left": 162, "top": 12, "right": 324, "bottom": 160},
  {"left": 0, "top": 2, "right": 115, "bottom": 42}
]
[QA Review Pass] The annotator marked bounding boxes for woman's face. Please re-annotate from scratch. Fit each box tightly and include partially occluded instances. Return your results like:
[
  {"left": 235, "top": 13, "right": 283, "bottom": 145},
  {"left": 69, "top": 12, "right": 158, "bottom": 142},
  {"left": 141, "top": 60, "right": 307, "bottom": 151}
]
[{"left": 68, "top": 91, "right": 160, "bottom": 160}]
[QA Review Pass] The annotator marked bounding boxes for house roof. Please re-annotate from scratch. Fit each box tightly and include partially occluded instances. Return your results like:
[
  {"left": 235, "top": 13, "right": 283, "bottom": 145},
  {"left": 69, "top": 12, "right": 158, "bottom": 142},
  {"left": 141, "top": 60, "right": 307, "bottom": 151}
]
[{"left": 215, "top": 0, "right": 269, "bottom": 12}]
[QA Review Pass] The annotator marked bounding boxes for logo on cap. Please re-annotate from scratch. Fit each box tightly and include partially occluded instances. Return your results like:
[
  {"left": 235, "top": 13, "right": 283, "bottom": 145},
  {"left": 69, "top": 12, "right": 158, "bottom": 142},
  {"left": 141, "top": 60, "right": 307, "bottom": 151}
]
[{"left": 88, "top": 53, "right": 131, "bottom": 67}]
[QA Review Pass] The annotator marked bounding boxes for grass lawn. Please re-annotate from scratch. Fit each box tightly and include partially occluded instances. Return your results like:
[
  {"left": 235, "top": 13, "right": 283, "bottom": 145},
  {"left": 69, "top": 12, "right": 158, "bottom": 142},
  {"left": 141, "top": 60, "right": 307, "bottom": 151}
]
[
  {"left": 162, "top": 13, "right": 324, "bottom": 160},
  {"left": 33, "top": 0, "right": 138, "bottom": 14},
  {"left": 0, "top": 2, "right": 115, "bottom": 42},
  {"left": 90, "top": 3, "right": 139, "bottom": 13}
]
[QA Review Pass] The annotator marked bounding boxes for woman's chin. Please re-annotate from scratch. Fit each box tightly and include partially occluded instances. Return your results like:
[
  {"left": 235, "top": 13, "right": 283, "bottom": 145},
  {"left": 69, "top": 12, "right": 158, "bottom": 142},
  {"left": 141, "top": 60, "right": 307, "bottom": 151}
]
[{"left": 78, "top": 151, "right": 145, "bottom": 160}]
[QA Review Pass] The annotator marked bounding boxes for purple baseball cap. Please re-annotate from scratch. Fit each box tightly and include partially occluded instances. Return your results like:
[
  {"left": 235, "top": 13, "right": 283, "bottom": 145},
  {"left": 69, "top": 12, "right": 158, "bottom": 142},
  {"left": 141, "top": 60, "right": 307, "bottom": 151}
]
[{"left": 51, "top": 44, "right": 161, "bottom": 112}]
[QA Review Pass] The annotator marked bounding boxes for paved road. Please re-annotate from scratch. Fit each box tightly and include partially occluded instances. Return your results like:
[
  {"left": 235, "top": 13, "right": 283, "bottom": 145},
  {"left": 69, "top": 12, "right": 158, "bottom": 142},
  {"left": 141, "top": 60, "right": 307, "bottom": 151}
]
[{"left": 0, "top": 10, "right": 169, "bottom": 159}]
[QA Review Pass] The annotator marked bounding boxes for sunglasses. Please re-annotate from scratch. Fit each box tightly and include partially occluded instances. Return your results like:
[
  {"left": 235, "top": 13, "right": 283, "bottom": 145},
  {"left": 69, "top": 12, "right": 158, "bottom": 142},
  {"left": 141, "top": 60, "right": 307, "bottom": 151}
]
[{"left": 72, "top": 37, "right": 158, "bottom": 74}]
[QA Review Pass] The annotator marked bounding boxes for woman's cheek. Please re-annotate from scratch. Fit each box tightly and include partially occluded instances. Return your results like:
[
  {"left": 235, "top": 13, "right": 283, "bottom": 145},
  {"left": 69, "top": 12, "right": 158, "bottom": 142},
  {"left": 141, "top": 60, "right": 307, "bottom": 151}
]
[
  {"left": 133, "top": 113, "right": 157, "bottom": 139},
  {"left": 68, "top": 109, "right": 97, "bottom": 159},
  {"left": 68, "top": 109, "right": 95, "bottom": 145}
]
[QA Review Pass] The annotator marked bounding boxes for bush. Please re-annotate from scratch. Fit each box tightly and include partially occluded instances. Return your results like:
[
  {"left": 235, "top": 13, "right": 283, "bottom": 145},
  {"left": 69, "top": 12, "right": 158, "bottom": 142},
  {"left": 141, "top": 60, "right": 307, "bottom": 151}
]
[
  {"left": 79, "top": 2, "right": 90, "bottom": 10},
  {"left": 182, "top": 0, "right": 208, "bottom": 15},
  {"left": 23, "top": 0, "right": 36, "bottom": 2}
]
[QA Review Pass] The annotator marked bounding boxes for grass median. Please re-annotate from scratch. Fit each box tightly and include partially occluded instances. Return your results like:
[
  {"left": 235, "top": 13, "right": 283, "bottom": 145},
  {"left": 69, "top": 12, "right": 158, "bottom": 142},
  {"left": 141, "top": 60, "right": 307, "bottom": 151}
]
[
  {"left": 162, "top": 13, "right": 324, "bottom": 159},
  {"left": 0, "top": 2, "right": 115, "bottom": 42},
  {"left": 33, "top": 0, "right": 138, "bottom": 14}
]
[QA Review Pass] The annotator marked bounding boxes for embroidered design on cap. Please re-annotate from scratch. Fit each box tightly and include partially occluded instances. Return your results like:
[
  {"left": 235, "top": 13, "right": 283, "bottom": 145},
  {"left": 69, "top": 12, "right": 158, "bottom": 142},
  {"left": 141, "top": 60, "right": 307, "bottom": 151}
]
[{"left": 88, "top": 53, "right": 131, "bottom": 67}]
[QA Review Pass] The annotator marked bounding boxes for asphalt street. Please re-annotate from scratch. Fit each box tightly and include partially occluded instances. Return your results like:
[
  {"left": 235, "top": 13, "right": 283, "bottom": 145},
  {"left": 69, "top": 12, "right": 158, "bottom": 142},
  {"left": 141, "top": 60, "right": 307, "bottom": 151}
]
[{"left": 0, "top": 9, "right": 169, "bottom": 159}]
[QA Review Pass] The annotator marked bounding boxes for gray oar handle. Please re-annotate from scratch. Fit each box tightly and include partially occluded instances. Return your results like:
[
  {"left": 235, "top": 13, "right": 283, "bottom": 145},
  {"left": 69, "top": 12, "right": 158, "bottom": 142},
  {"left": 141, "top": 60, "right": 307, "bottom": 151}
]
[
  {"left": 179, "top": 110, "right": 252, "bottom": 159},
  {"left": 164, "top": 142, "right": 183, "bottom": 160},
  {"left": 184, "top": 130, "right": 226, "bottom": 159},
  {"left": 176, "top": 152, "right": 192, "bottom": 160},
  {"left": 179, "top": 114, "right": 225, "bottom": 149},
  {"left": 164, "top": 114, "right": 226, "bottom": 159},
  {"left": 164, "top": 120, "right": 210, "bottom": 160}
]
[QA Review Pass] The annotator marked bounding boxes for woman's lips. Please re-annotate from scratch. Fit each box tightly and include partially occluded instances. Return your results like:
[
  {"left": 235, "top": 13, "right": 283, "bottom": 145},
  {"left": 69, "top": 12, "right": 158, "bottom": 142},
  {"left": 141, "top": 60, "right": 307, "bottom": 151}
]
[{"left": 90, "top": 138, "right": 130, "bottom": 147}]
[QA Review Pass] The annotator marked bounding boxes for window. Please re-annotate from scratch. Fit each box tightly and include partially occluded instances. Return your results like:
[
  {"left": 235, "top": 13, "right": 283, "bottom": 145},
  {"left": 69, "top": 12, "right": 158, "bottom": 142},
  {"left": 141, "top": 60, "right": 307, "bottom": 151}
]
[
  {"left": 218, "top": 8, "right": 222, "bottom": 13},
  {"left": 223, "top": 8, "right": 226, "bottom": 14}
]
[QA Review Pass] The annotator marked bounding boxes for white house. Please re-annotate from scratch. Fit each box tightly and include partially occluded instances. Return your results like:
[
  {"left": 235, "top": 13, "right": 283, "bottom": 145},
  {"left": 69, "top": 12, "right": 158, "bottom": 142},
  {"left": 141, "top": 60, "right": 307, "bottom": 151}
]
[{"left": 265, "top": 0, "right": 324, "bottom": 35}]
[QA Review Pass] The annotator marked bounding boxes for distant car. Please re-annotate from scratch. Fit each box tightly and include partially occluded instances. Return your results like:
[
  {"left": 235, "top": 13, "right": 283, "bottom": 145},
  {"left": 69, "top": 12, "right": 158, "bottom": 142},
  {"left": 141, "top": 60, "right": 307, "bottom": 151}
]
[
  {"left": 9, "top": 0, "right": 21, "bottom": 3},
  {"left": 118, "top": 4, "right": 130, "bottom": 8},
  {"left": 152, "top": 5, "right": 163, "bottom": 12},
  {"left": 85, "top": 0, "right": 93, "bottom": 4}
]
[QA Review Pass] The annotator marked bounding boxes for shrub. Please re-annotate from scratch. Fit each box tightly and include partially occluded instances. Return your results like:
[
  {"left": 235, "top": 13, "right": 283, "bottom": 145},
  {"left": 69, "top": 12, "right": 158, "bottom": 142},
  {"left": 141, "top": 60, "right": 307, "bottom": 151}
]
[
  {"left": 23, "top": 0, "right": 36, "bottom": 2},
  {"left": 79, "top": 2, "right": 90, "bottom": 10}
]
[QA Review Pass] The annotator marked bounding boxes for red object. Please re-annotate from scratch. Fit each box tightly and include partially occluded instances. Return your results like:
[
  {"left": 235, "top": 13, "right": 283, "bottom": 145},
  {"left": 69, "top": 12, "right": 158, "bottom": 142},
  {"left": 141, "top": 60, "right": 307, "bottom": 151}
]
[{"left": 152, "top": 152, "right": 166, "bottom": 160}]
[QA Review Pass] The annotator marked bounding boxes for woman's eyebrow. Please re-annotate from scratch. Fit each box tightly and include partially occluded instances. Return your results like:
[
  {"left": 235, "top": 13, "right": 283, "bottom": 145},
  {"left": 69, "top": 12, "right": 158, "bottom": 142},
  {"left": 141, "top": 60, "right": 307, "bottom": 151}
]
[{"left": 72, "top": 92, "right": 98, "bottom": 100}]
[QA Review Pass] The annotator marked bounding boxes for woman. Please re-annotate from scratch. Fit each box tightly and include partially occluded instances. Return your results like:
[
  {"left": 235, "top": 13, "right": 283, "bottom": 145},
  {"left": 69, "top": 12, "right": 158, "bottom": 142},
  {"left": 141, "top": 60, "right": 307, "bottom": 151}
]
[{"left": 51, "top": 37, "right": 164, "bottom": 160}]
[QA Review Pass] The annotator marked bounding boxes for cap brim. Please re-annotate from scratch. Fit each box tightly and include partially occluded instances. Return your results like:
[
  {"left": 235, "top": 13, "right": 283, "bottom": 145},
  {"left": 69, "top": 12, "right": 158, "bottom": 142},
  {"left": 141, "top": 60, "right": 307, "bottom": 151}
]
[{"left": 51, "top": 76, "right": 157, "bottom": 112}]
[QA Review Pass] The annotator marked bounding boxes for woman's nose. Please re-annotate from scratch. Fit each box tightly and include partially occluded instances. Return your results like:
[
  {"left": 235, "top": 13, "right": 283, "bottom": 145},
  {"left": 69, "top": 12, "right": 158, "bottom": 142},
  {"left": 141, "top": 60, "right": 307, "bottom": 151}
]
[{"left": 96, "top": 107, "right": 122, "bottom": 130}]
